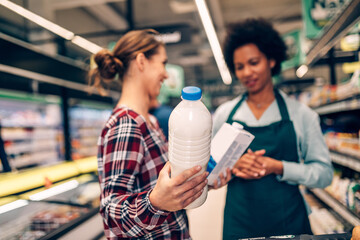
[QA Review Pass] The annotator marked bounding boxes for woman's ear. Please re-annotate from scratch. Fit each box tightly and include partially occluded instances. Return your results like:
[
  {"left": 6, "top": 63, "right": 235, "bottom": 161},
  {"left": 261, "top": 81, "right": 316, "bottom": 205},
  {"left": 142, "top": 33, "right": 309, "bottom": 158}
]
[
  {"left": 269, "top": 59, "right": 276, "bottom": 69},
  {"left": 135, "top": 53, "right": 146, "bottom": 71}
]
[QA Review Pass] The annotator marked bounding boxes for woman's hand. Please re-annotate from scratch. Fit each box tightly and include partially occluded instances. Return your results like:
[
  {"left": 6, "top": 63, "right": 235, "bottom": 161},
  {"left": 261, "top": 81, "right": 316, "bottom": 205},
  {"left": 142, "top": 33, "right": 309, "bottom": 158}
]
[
  {"left": 149, "top": 162, "right": 208, "bottom": 212},
  {"left": 232, "top": 149, "right": 266, "bottom": 179},
  {"left": 209, "top": 168, "right": 232, "bottom": 190},
  {"left": 232, "top": 149, "right": 284, "bottom": 179},
  {"left": 255, "top": 155, "right": 283, "bottom": 176}
]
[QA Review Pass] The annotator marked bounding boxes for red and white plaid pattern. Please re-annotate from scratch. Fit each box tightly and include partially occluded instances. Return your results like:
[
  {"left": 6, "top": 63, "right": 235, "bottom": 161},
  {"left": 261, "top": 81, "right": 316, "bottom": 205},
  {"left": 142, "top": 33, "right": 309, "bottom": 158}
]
[{"left": 97, "top": 107, "right": 191, "bottom": 239}]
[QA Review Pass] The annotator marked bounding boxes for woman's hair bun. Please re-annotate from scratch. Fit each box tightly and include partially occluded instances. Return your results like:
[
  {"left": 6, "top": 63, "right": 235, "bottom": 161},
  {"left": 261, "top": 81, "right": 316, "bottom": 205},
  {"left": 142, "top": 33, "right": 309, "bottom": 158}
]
[{"left": 94, "top": 49, "right": 124, "bottom": 79}]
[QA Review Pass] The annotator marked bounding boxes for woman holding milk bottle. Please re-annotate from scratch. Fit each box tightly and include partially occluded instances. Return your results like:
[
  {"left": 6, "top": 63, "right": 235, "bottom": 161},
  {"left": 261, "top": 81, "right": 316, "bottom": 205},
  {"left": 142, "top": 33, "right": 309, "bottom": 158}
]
[
  {"left": 89, "top": 29, "right": 228, "bottom": 240},
  {"left": 212, "top": 18, "right": 334, "bottom": 239}
]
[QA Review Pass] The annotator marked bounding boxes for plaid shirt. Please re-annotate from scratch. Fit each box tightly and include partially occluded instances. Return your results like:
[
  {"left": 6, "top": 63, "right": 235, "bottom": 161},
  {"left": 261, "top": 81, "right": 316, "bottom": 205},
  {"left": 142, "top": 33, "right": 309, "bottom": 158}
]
[{"left": 97, "top": 107, "right": 191, "bottom": 240}]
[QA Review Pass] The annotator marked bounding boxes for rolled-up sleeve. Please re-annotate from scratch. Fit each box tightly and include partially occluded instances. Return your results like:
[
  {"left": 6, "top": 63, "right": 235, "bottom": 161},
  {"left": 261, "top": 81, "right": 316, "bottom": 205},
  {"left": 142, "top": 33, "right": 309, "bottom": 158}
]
[{"left": 278, "top": 108, "right": 333, "bottom": 189}]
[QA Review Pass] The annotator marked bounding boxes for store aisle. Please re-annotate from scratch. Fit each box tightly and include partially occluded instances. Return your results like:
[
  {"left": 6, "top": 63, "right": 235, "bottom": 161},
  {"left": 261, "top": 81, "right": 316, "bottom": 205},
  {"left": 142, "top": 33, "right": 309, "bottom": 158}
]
[{"left": 187, "top": 186, "right": 227, "bottom": 240}]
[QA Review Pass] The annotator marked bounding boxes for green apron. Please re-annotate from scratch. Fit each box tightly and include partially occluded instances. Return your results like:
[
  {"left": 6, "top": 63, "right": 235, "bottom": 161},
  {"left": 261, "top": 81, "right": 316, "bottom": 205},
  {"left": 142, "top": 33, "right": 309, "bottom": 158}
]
[{"left": 223, "top": 89, "right": 312, "bottom": 240}]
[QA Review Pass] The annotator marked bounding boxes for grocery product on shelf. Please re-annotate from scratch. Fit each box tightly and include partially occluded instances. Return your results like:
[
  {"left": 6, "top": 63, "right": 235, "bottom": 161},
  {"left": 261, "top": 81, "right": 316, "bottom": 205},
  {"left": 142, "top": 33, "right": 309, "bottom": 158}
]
[
  {"left": 324, "top": 170, "right": 360, "bottom": 216},
  {"left": 295, "top": 70, "right": 360, "bottom": 108},
  {"left": 310, "top": 207, "right": 345, "bottom": 234},
  {"left": 325, "top": 132, "right": 360, "bottom": 159},
  {"left": 0, "top": 91, "right": 64, "bottom": 171},
  {"left": 69, "top": 100, "right": 112, "bottom": 160}
]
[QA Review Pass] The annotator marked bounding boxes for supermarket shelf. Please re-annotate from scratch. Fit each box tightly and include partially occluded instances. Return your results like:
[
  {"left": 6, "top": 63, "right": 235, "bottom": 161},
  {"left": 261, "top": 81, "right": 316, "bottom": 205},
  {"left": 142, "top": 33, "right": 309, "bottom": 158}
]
[
  {"left": 19, "top": 173, "right": 97, "bottom": 201},
  {"left": 3, "top": 135, "right": 58, "bottom": 141},
  {"left": 5, "top": 142, "right": 57, "bottom": 155},
  {"left": 306, "top": 0, "right": 360, "bottom": 66},
  {"left": 2, "top": 124, "right": 59, "bottom": 128},
  {"left": 2, "top": 129, "right": 59, "bottom": 141},
  {"left": 0, "top": 157, "right": 96, "bottom": 197},
  {"left": 10, "top": 151, "right": 59, "bottom": 169},
  {"left": 330, "top": 151, "right": 360, "bottom": 172},
  {"left": 73, "top": 157, "right": 97, "bottom": 174},
  {"left": 309, "top": 188, "right": 360, "bottom": 227},
  {"left": 313, "top": 97, "right": 360, "bottom": 115}
]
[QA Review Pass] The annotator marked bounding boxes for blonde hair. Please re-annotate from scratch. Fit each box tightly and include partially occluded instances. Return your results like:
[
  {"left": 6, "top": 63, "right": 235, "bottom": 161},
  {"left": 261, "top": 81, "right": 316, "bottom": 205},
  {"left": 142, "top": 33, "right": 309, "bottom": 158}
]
[{"left": 89, "top": 29, "right": 163, "bottom": 95}]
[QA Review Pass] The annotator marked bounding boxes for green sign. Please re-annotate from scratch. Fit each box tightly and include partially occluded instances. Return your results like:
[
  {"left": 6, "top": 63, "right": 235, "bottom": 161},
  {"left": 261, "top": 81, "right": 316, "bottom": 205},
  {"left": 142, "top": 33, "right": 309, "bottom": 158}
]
[
  {"left": 281, "top": 30, "right": 305, "bottom": 71},
  {"left": 302, "top": 0, "right": 349, "bottom": 39},
  {"left": 108, "top": 41, "right": 117, "bottom": 51},
  {"left": 158, "top": 64, "right": 184, "bottom": 104}
]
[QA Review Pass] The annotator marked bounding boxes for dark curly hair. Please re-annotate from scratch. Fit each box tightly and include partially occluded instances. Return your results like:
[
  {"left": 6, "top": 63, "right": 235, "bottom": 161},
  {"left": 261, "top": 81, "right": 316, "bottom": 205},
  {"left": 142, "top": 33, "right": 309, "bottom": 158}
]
[{"left": 223, "top": 18, "right": 287, "bottom": 76}]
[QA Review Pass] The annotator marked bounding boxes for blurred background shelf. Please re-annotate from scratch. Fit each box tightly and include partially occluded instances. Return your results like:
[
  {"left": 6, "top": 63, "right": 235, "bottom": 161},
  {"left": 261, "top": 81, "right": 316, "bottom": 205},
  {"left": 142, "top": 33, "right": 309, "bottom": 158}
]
[{"left": 309, "top": 188, "right": 360, "bottom": 227}]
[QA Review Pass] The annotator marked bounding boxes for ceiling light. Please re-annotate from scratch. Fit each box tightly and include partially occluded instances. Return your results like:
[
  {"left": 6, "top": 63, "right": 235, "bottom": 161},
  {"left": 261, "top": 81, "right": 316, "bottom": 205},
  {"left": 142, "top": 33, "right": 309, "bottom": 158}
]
[
  {"left": 0, "top": 0, "right": 74, "bottom": 40},
  {"left": 296, "top": 65, "right": 308, "bottom": 78},
  {"left": 194, "top": 0, "right": 232, "bottom": 85},
  {"left": 0, "top": 0, "right": 103, "bottom": 54},
  {"left": 71, "top": 36, "right": 103, "bottom": 54}
]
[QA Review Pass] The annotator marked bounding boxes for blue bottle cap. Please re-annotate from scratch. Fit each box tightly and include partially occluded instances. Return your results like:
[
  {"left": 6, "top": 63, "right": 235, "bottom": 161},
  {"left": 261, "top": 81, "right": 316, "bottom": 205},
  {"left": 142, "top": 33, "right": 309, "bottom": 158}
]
[{"left": 181, "top": 86, "right": 202, "bottom": 101}]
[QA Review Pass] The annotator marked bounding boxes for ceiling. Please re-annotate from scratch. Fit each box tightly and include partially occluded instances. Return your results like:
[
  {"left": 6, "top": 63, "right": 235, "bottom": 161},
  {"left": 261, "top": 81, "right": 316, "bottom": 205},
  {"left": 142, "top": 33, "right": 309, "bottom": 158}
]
[{"left": 0, "top": 0, "right": 304, "bottom": 105}]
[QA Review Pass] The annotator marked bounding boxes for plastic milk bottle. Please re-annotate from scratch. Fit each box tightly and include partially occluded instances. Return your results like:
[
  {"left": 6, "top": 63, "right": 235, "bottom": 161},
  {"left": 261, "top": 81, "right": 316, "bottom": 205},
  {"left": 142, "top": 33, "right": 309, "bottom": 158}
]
[{"left": 168, "top": 86, "right": 212, "bottom": 209}]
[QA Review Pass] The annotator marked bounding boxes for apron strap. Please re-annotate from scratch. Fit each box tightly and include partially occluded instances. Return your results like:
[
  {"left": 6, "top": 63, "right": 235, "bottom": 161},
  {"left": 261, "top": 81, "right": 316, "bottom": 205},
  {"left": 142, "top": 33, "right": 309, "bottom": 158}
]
[
  {"left": 226, "top": 93, "right": 247, "bottom": 124},
  {"left": 274, "top": 89, "right": 290, "bottom": 121},
  {"left": 226, "top": 89, "right": 290, "bottom": 123}
]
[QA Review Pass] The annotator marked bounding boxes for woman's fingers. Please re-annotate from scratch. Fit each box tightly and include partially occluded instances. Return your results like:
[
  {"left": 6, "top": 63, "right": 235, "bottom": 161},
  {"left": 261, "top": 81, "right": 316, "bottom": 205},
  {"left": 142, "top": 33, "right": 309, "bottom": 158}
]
[
  {"left": 225, "top": 168, "right": 232, "bottom": 181},
  {"left": 235, "top": 156, "right": 265, "bottom": 174},
  {"left": 211, "top": 172, "right": 224, "bottom": 190},
  {"left": 232, "top": 168, "right": 262, "bottom": 179},
  {"left": 180, "top": 171, "right": 208, "bottom": 193},
  {"left": 150, "top": 163, "right": 209, "bottom": 212},
  {"left": 220, "top": 168, "right": 232, "bottom": 185},
  {"left": 159, "top": 161, "right": 171, "bottom": 178},
  {"left": 211, "top": 179, "right": 219, "bottom": 189},
  {"left": 232, "top": 168, "right": 252, "bottom": 179},
  {"left": 231, "top": 149, "right": 268, "bottom": 180},
  {"left": 210, "top": 168, "right": 233, "bottom": 190},
  {"left": 172, "top": 165, "right": 202, "bottom": 186},
  {"left": 181, "top": 177, "right": 207, "bottom": 202},
  {"left": 254, "top": 149, "right": 266, "bottom": 156},
  {"left": 182, "top": 187, "right": 205, "bottom": 208},
  {"left": 172, "top": 166, "right": 208, "bottom": 207}
]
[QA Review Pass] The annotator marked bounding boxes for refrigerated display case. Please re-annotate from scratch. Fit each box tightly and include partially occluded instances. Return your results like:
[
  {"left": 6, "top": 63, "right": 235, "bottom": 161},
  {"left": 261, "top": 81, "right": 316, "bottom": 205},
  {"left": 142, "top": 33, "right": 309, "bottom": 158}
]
[
  {"left": 0, "top": 157, "right": 103, "bottom": 240},
  {"left": 68, "top": 99, "right": 112, "bottom": 160},
  {"left": 0, "top": 89, "right": 64, "bottom": 172},
  {"left": 0, "top": 30, "right": 115, "bottom": 239}
]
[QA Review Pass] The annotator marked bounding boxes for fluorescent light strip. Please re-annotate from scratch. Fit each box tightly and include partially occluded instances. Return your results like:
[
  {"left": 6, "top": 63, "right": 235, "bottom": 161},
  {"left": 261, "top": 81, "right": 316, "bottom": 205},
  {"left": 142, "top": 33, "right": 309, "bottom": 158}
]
[
  {"left": 0, "top": 199, "right": 29, "bottom": 215},
  {"left": 0, "top": 0, "right": 74, "bottom": 40},
  {"left": 29, "top": 180, "right": 79, "bottom": 201},
  {"left": 194, "top": 0, "right": 232, "bottom": 85},
  {"left": 296, "top": 64, "right": 308, "bottom": 78},
  {"left": 71, "top": 36, "right": 103, "bottom": 54},
  {"left": 0, "top": 0, "right": 103, "bottom": 54}
]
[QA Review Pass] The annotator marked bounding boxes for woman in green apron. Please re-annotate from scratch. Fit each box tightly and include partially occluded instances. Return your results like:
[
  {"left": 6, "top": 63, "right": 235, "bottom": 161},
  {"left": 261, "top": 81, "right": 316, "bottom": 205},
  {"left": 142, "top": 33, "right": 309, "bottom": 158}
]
[{"left": 212, "top": 18, "right": 333, "bottom": 239}]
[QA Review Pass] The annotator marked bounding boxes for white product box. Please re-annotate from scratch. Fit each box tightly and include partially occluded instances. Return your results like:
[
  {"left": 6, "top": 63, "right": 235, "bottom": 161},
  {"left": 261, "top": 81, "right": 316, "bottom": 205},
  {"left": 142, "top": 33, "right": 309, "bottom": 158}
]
[{"left": 207, "top": 122, "right": 254, "bottom": 185}]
